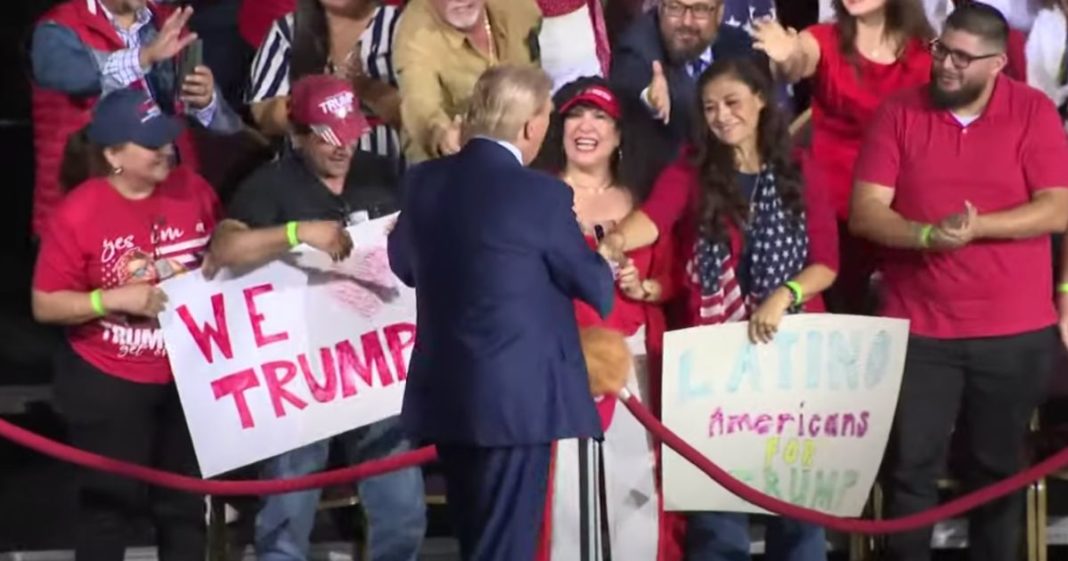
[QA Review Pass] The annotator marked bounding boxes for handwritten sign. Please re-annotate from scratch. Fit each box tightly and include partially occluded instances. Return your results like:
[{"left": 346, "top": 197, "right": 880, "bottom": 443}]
[
  {"left": 661, "top": 314, "right": 908, "bottom": 516},
  {"left": 158, "top": 216, "right": 414, "bottom": 477}
]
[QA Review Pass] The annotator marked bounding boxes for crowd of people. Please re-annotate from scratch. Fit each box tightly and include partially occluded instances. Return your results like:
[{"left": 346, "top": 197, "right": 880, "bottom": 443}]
[{"left": 21, "top": 0, "right": 1068, "bottom": 560}]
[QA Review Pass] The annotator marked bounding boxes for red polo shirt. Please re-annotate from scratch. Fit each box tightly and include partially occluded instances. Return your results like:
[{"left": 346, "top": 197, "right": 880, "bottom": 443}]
[{"left": 854, "top": 76, "right": 1068, "bottom": 339}]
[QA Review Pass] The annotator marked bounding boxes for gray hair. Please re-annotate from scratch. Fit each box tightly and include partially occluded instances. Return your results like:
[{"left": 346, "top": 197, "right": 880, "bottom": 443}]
[{"left": 463, "top": 65, "right": 553, "bottom": 142}]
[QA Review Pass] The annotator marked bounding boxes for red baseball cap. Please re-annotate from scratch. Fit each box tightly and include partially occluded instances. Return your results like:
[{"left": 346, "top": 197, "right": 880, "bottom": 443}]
[
  {"left": 289, "top": 75, "right": 370, "bottom": 147},
  {"left": 559, "top": 85, "right": 622, "bottom": 121}
]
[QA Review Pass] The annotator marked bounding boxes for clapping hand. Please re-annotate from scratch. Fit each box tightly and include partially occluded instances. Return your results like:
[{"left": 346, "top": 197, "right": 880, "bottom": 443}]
[
  {"left": 930, "top": 201, "right": 980, "bottom": 250},
  {"left": 139, "top": 7, "right": 197, "bottom": 68}
]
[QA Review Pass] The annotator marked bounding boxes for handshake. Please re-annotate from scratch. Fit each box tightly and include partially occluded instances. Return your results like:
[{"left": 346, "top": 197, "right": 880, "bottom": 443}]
[
  {"left": 595, "top": 231, "right": 657, "bottom": 302},
  {"left": 920, "top": 201, "right": 983, "bottom": 251}
]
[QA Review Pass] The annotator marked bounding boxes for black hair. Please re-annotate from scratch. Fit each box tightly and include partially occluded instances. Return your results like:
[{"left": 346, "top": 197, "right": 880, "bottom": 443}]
[
  {"left": 944, "top": 1, "right": 1009, "bottom": 51},
  {"left": 691, "top": 57, "right": 804, "bottom": 243},
  {"left": 532, "top": 76, "right": 675, "bottom": 203},
  {"left": 290, "top": 0, "right": 379, "bottom": 81},
  {"left": 59, "top": 127, "right": 112, "bottom": 192}
]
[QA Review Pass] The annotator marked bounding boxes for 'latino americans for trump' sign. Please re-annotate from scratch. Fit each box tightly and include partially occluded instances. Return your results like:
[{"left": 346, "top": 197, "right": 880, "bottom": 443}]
[
  {"left": 661, "top": 315, "right": 909, "bottom": 517},
  {"left": 158, "top": 216, "right": 413, "bottom": 477}
]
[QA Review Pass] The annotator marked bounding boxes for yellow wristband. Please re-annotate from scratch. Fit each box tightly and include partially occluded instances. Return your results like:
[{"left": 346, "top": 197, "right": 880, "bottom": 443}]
[
  {"left": 784, "top": 281, "right": 803, "bottom": 305},
  {"left": 1058, "top": 283, "right": 1068, "bottom": 294},
  {"left": 919, "top": 224, "right": 934, "bottom": 248},
  {"left": 89, "top": 289, "right": 106, "bottom": 317},
  {"left": 285, "top": 221, "right": 300, "bottom": 248}
]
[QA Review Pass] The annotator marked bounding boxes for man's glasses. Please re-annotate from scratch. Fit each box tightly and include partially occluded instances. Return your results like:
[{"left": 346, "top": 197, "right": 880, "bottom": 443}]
[
  {"left": 661, "top": 0, "right": 719, "bottom": 21},
  {"left": 929, "top": 39, "right": 1001, "bottom": 70}
]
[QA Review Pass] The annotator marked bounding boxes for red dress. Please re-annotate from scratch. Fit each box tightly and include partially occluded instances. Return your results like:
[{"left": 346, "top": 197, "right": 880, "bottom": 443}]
[
  {"left": 804, "top": 23, "right": 933, "bottom": 220},
  {"left": 803, "top": 23, "right": 931, "bottom": 312},
  {"left": 536, "top": 233, "right": 679, "bottom": 561}
]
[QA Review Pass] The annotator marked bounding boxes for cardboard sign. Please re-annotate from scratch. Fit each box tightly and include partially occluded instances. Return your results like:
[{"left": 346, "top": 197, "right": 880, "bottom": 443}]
[
  {"left": 661, "top": 315, "right": 909, "bottom": 516},
  {"left": 158, "top": 216, "right": 414, "bottom": 477}
]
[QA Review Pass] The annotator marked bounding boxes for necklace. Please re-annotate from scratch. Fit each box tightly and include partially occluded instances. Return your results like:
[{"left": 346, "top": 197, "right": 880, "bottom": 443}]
[{"left": 483, "top": 10, "right": 497, "bottom": 64}]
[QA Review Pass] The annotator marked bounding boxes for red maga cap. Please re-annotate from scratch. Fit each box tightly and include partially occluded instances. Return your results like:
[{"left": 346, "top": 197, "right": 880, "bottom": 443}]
[
  {"left": 289, "top": 75, "right": 370, "bottom": 147},
  {"left": 558, "top": 85, "right": 622, "bottom": 120}
]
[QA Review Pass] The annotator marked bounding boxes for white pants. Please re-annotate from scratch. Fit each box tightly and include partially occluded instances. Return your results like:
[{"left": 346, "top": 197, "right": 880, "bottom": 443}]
[{"left": 550, "top": 328, "right": 660, "bottom": 561}]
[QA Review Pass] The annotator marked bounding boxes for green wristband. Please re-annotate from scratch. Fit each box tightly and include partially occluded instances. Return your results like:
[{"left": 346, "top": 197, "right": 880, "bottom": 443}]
[
  {"left": 1058, "top": 283, "right": 1068, "bottom": 295},
  {"left": 784, "top": 281, "right": 803, "bottom": 306},
  {"left": 285, "top": 221, "right": 300, "bottom": 248},
  {"left": 918, "top": 224, "right": 934, "bottom": 248},
  {"left": 89, "top": 289, "right": 106, "bottom": 317}
]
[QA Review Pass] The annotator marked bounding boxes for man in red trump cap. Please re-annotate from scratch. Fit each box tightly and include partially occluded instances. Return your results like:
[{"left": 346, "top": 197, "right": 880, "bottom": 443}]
[{"left": 209, "top": 74, "right": 427, "bottom": 561}]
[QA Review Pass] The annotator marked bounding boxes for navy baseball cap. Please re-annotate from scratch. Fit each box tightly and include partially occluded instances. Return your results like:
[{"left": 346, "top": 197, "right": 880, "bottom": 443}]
[{"left": 87, "top": 88, "right": 182, "bottom": 149}]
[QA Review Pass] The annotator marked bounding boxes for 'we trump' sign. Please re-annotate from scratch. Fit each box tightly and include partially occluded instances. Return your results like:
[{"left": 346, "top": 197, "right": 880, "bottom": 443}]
[{"left": 158, "top": 216, "right": 413, "bottom": 477}]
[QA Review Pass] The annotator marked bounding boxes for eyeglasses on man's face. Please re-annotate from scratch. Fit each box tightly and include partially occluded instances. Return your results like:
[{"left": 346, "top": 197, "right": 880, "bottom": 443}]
[
  {"left": 660, "top": 0, "right": 720, "bottom": 21},
  {"left": 928, "top": 39, "right": 1001, "bottom": 70}
]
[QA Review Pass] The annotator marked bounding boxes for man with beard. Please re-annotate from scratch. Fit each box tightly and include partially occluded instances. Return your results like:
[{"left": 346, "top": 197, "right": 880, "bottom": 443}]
[
  {"left": 850, "top": 4, "right": 1068, "bottom": 561},
  {"left": 610, "top": 0, "right": 758, "bottom": 146},
  {"left": 393, "top": 0, "right": 543, "bottom": 163},
  {"left": 208, "top": 74, "right": 428, "bottom": 561}
]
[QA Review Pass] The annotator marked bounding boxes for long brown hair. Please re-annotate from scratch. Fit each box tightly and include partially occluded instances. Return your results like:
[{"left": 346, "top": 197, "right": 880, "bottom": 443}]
[
  {"left": 833, "top": 0, "right": 935, "bottom": 62},
  {"left": 691, "top": 58, "right": 804, "bottom": 244}
]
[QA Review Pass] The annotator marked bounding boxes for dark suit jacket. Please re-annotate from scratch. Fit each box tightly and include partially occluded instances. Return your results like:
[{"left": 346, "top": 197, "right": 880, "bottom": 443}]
[
  {"left": 609, "top": 10, "right": 757, "bottom": 145},
  {"left": 388, "top": 138, "right": 615, "bottom": 446}
]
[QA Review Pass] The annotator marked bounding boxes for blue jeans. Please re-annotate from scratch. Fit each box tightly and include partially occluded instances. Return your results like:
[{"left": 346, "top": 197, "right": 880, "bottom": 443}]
[
  {"left": 255, "top": 417, "right": 427, "bottom": 561},
  {"left": 686, "top": 513, "right": 826, "bottom": 561}
]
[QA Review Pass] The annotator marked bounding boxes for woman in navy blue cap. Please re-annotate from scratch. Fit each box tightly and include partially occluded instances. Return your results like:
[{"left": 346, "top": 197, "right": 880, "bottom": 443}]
[{"left": 31, "top": 87, "right": 222, "bottom": 561}]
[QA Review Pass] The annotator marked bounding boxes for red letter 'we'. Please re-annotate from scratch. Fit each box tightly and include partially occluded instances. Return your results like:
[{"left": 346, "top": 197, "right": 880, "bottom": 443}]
[{"left": 177, "top": 293, "right": 234, "bottom": 364}]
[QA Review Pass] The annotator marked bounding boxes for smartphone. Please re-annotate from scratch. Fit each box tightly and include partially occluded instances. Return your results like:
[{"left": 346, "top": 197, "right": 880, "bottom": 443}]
[{"left": 178, "top": 39, "right": 204, "bottom": 82}]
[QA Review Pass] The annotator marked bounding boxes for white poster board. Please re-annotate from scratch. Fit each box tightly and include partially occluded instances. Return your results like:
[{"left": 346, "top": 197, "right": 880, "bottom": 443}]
[
  {"left": 158, "top": 216, "right": 413, "bottom": 477},
  {"left": 661, "top": 314, "right": 909, "bottom": 516}
]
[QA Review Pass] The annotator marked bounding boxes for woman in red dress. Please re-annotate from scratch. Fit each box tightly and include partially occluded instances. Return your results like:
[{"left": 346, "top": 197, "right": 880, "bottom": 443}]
[
  {"left": 599, "top": 56, "right": 840, "bottom": 561},
  {"left": 532, "top": 76, "right": 678, "bottom": 561},
  {"left": 751, "top": 0, "right": 933, "bottom": 313}
]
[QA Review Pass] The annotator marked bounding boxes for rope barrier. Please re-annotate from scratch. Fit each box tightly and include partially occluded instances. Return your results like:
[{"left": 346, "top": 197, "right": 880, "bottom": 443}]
[
  {"left": 619, "top": 390, "right": 1068, "bottom": 534},
  {"left": 2, "top": 393, "right": 1067, "bottom": 534}
]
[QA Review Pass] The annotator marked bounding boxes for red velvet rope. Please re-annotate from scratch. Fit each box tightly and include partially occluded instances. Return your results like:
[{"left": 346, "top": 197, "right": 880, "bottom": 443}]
[
  {"left": 2, "top": 396, "right": 1067, "bottom": 534},
  {"left": 0, "top": 416, "right": 436, "bottom": 495},
  {"left": 619, "top": 394, "right": 1068, "bottom": 534}
]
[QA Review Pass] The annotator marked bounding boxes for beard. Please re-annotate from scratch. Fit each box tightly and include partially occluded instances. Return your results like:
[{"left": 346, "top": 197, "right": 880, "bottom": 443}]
[
  {"left": 664, "top": 28, "right": 714, "bottom": 65},
  {"left": 928, "top": 71, "right": 986, "bottom": 110}
]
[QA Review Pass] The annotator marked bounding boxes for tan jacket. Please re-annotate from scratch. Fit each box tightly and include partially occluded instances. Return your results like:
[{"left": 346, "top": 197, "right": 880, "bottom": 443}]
[{"left": 394, "top": 0, "right": 542, "bottom": 163}]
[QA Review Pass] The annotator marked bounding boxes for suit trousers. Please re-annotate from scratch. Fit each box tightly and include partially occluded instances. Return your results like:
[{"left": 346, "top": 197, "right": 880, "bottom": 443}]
[
  {"left": 437, "top": 443, "right": 553, "bottom": 561},
  {"left": 883, "top": 327, "right": 1055, "bottom": 561}
]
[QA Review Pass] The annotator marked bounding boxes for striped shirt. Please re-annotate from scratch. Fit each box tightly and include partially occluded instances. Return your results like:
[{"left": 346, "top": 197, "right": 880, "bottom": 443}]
[{"left": 247, "top": 7, "right": 402, "bottom": 160}]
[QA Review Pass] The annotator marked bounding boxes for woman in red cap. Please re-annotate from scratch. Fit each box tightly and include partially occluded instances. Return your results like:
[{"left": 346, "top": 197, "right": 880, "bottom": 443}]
[
  {"left": 533, "top": 76, "right": 677, "bottom": 561},
  {"left": 31, "top": 87, "right": 221, "bottom": 561}
]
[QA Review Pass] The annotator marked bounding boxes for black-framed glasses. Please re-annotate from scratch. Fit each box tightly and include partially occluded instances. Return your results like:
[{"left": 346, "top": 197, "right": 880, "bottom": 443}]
[
  {"left": 660, "top": 0, "right": 720, "bottom": 21},
  {"left": 929, "top": 39, "right": 1001, "bottom": 70}
]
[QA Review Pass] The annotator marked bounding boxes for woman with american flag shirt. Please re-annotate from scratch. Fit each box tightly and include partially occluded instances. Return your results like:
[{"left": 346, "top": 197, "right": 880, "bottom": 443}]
[{"left": 599, "top": 57, "right": 839, "bottom": 561}]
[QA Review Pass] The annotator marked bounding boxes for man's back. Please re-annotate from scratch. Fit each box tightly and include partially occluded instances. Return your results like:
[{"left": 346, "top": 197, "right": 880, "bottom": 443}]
[{"left": 389, "top": 138, "right": 613, "bottom": 446}]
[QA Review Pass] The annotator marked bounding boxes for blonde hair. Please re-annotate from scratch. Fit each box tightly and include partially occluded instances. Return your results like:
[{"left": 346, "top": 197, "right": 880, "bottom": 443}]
[{"left": 463, "top": 65, "right": 553, "bottom": 142}]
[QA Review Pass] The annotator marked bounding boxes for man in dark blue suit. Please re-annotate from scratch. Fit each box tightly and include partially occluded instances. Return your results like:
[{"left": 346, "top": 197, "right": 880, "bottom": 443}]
[
  {"left": 387, "top": 65, "right": 616, "bottom": 561},
  {"left": 610, "top": 0, "right": 772, "bottom": 147}
]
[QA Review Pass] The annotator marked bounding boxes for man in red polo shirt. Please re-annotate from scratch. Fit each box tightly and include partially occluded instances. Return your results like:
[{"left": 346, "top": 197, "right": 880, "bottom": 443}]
[{"left": 850, "top": 4, "right": 1068, "bottom": 561}]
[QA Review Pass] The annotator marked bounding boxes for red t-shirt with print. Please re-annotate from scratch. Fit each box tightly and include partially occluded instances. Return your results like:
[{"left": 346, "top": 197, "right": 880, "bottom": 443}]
[{"left": 34, "top": 166, "right": 222, "bottom": 384}]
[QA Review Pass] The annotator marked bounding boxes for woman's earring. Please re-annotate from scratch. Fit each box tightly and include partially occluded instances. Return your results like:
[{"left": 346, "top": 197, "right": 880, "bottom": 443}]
[{"left": 111, "top": 166, "right": 124, "bottom": 176}]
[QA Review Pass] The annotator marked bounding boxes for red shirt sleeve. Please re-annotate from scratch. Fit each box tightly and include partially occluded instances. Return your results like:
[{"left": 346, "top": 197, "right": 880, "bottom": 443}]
[
  {"left": 804, "top": 176, "right": 839, "bottom": 272},
  {"left": 33, "top": 208, "right": 90, "bottom": 293},
  {"left": 852, "top": 98, "right": 904, "bottom": 189},
  {"left": 641, "top": 156, "right": 696, "bottom": 237},
  {"left": 1021, "top": 94, "right": 1068, "bottom": 192}
]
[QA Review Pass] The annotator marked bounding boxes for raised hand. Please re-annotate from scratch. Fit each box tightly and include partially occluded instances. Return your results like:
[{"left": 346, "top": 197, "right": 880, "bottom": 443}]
[
  {"left": 139, "top": 7, "right": 197, "bottom": 68},
  {"left": 750, "top": 18, "right": 800, "bottom": 64},
  {"left": 646, "top": 61, "right": 671, "bottom": 124}
]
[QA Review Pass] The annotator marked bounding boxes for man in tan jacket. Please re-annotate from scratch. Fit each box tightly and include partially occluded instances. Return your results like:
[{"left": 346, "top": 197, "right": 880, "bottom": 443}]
[{"left": 394, "top": 0, "right": 542, "bottom": 163}]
